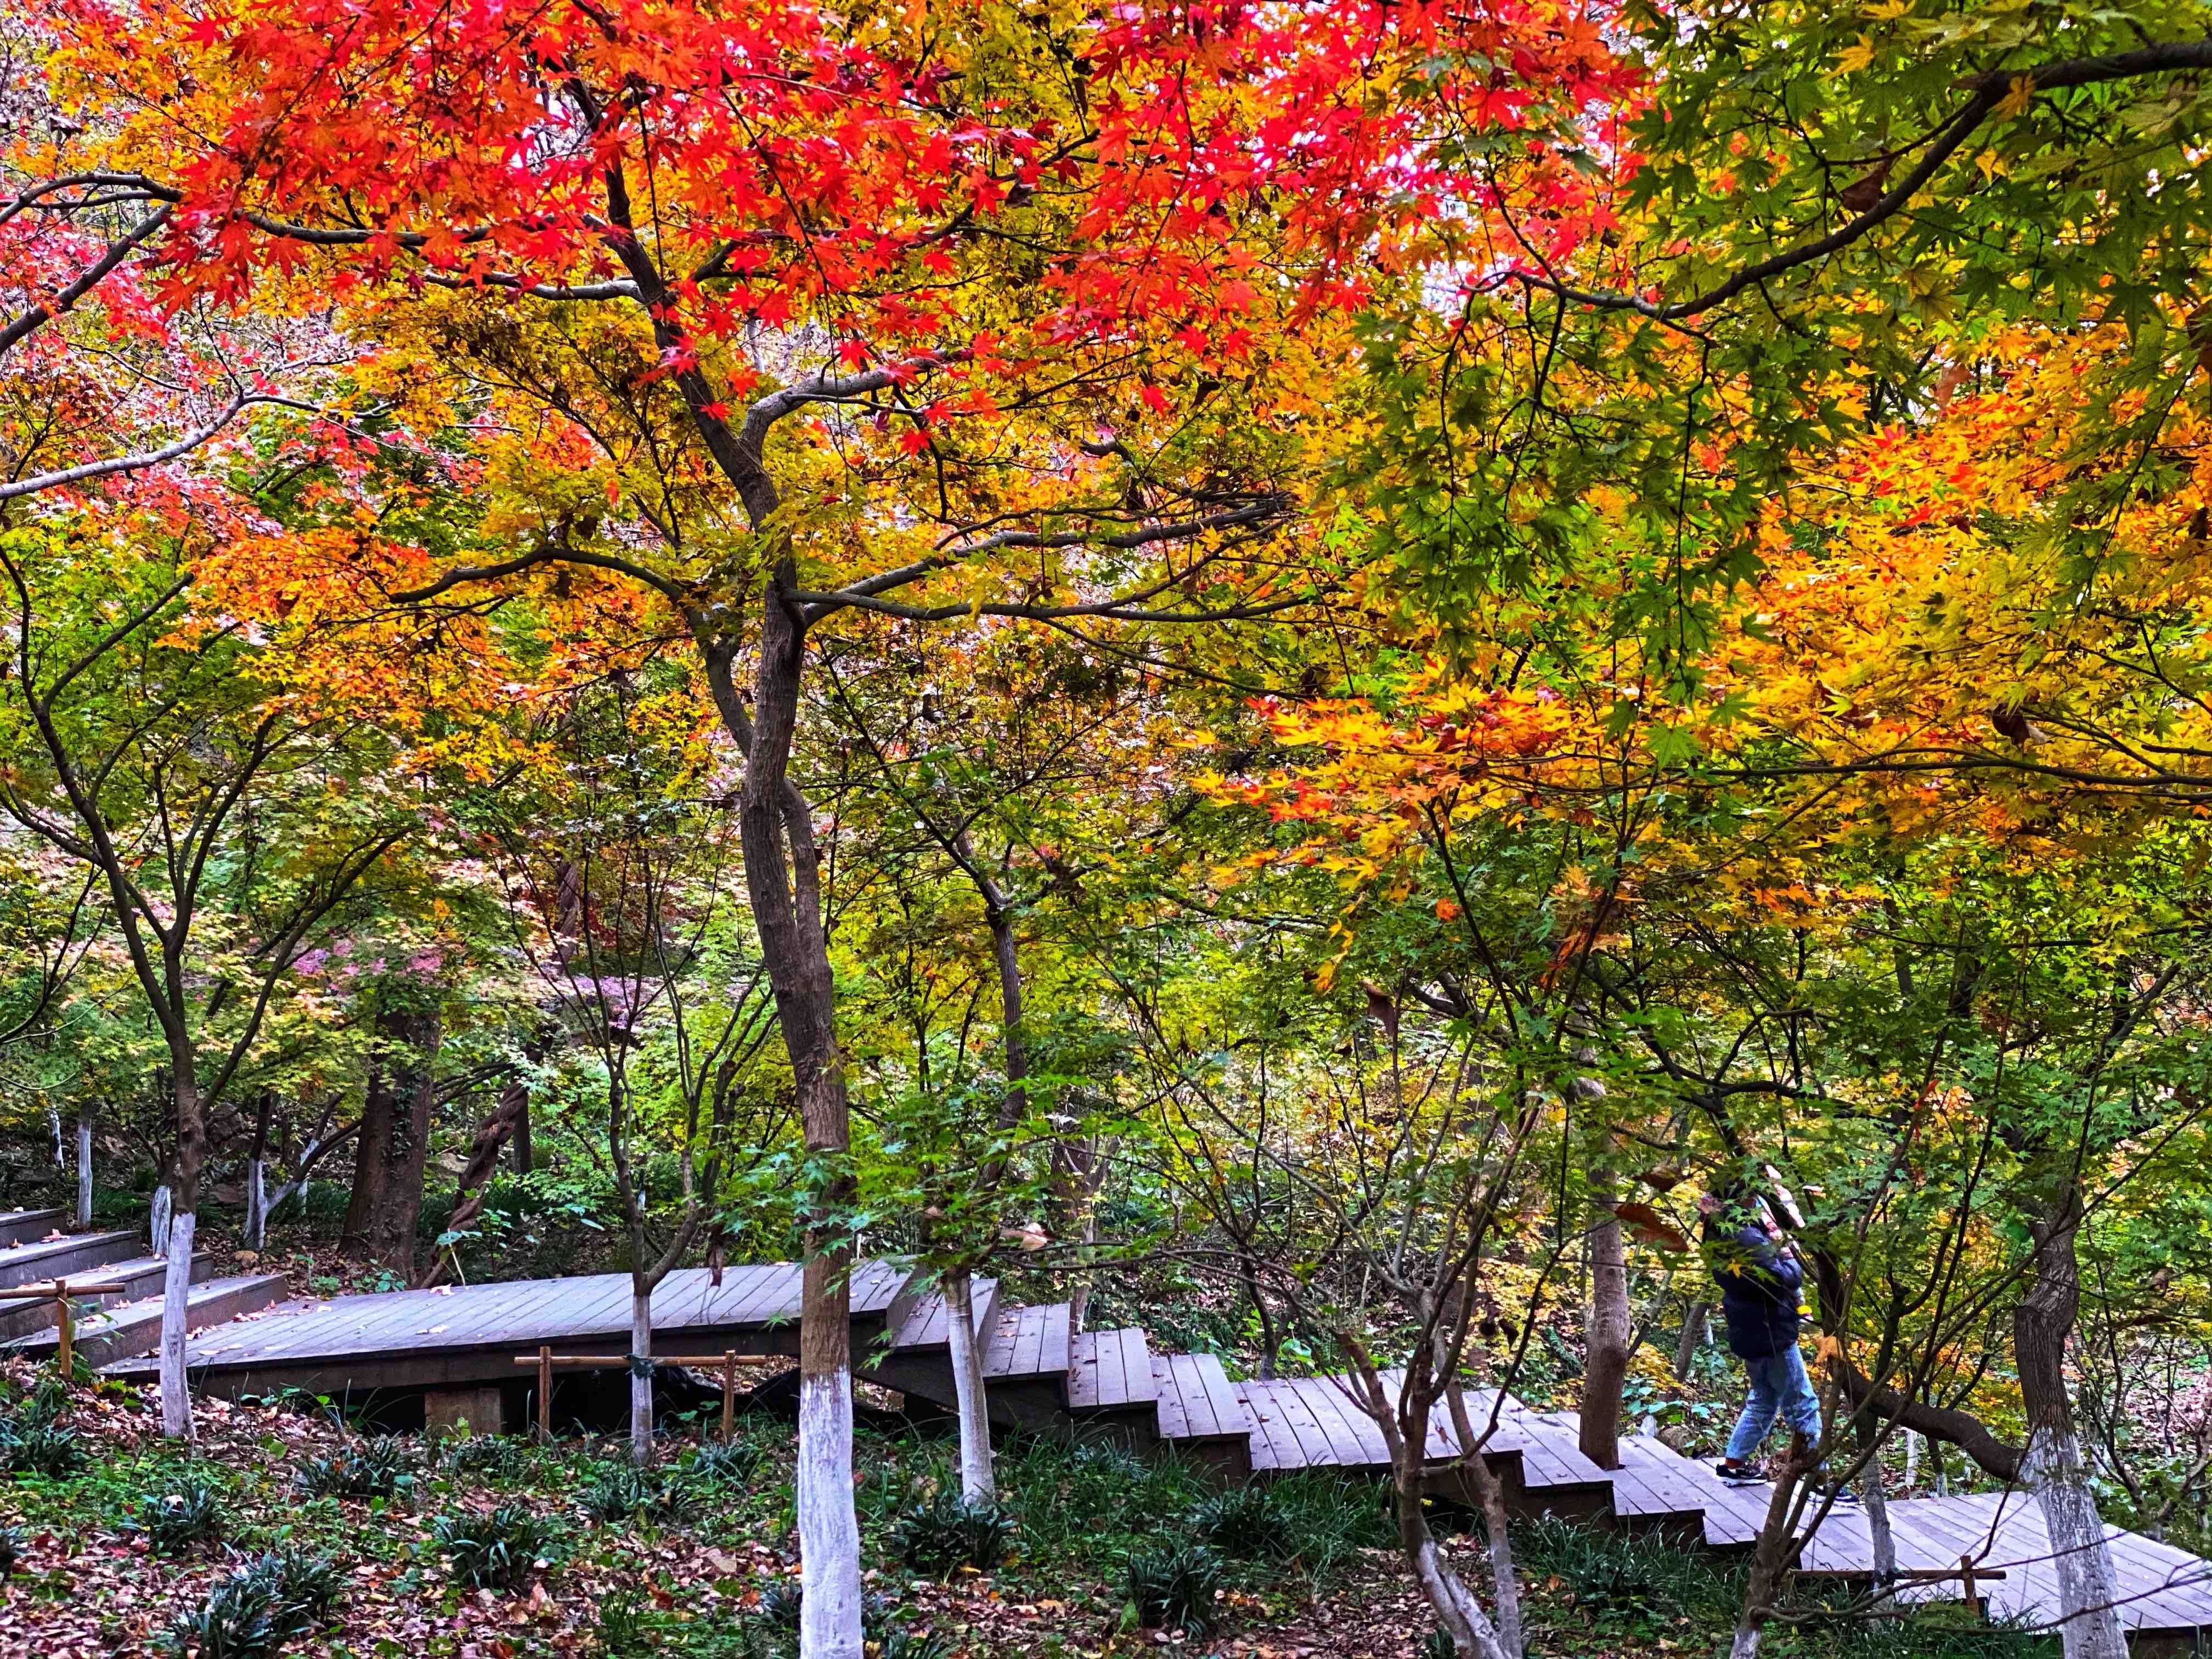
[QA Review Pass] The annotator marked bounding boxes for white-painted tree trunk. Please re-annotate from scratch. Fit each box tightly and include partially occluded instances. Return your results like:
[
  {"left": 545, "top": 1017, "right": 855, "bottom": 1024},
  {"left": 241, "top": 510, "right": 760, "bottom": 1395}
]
[
  {"left": 157, "top": 1211, "right": 197, "bottom": 1438},
  {"left": 150, "top": 1183, "right": 172, "bottom": 1255},
  {"left": 74, "top": 1113, "right": 92, "bottom": 1230},
  {"left": 630, "top": 1288, "right": 655, "bottom": 1464},
  {"left": 1728, "top": 1621, "right": 1764, "bottom": 1658},
  {"left": 242, "top": 1159, "right": 268, "bottom": 1252},
  {"left": 2024, "top": 1425, "right": 2128, "bottom": 1659},
  {"left": 798, "top": 1367, "right": 864, "bottom": 1659},
  {"left": 943, "top": 1268, "right": 995, "bottom": 1503},
  {"left": 1904, "top": 1429, "right": 1919, "bottom": 1492}
]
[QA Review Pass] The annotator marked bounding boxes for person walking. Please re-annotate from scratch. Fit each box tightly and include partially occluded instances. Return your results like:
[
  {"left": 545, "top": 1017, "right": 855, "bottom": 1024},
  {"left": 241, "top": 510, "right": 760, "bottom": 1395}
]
[{"left": 1699, "top": 1187, "right": 1823, "bottom": 1487}]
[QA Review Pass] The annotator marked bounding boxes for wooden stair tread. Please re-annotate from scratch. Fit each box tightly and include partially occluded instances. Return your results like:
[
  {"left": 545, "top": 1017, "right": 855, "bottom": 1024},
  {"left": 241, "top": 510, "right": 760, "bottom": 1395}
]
[
  {"left": 0, "top": 1229, "right": 144, "bottom": 1289},
  {"left": 1151, "top": 1352, "right": 1250, "bottom": 1442},
  {"left": 888, "top": 1279, "right": 998, "bottom": 1351},
  {"left": 24, "top": 1273, "right": 287, "bottom": 1365},
  {"left": 1068, "top": 1327, "right": 1156, "bottom": 1410},
  {"left": 982, "top": 1302, "right": 1072, "bottom": 1380}
]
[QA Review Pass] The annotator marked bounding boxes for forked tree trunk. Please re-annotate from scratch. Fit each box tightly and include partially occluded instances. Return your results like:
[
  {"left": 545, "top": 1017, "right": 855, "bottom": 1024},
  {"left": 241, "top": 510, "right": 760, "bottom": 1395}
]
[
  {"left": 157, "top": 1064, "right": 205, "bottom": 1437},
  {"left": 1579, "top": 1196, "right": 1630, "bottom": 1470},
  {"left": 2016, "top": 1181, "right": 2127, "bottom": 1659},
  {"left": 943, "top": 1266, "right": 994, "bottom": 1502},
  {"left": 630, "top": 1284, "right": 656, "bottom": 1464},
  {"left": 1395, "top": 1440, "right": 1511, "bottom": 1659}
]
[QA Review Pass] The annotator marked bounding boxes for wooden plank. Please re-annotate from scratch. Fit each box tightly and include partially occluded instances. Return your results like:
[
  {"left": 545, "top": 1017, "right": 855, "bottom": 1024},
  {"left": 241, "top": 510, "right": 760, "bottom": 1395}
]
[
  {"left": 1201, "top": 1355, "right": 1250, "bottom": 1435},
  {"left": 1264, "top": 1381, "right": 1340, "bottom": 1468},
  {"left": 1067, "top": 1332, "right": 1100, "bottom": 1408},
  {"left": 1238, "top": 1381, "right": 1301, "bottom": 1470}
]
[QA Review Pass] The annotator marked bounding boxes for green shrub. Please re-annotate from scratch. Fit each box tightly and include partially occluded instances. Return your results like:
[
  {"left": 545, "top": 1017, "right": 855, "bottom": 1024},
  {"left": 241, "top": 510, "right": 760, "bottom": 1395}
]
[
  {"left": 1123, "top": 1544, "right": 1224, "bottom": 1638},
  {"left": 292, "top": 1435, "right": 416, "bottom": 1500},
  {"left": 688, "top": 1437, "right": 762, "bottom": 1487},
  {"left": 433, "top": 1502, "right": 559, "bottom": 1589},
  {"left": 156, "top": 1548, "right": 342, "bottom": 1659},
  {"left": 580, "top": 1463, "right": 696, "bottom": 1525},
  {"left": 0, "top": 1417, "right": 82, "bottom": 1478},
  {"left": 1421, "top": 1632, "right": 1456, "bottom": 1659},
  {"left": 1188, "top": 1485, "right": 1291, "bottom": 1559},
  {"left": 889, "top": 1491, "right": 1014, "bottom": 1575},
  {"left": 442, "top": 1433, "right": 529, "bottom": 1477},
  {"left": 134, "top": 1471, "right": 225, "bottom": 1553},
  {"left": 755, "top": 1576, "right": 804, "bottom": 1629}
]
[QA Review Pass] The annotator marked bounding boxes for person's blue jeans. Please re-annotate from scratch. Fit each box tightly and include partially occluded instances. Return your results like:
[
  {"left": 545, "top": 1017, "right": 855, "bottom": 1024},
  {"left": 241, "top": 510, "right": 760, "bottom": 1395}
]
[{"left": 1725, "top": 1346, "right": 1821, "bottom": 1462}]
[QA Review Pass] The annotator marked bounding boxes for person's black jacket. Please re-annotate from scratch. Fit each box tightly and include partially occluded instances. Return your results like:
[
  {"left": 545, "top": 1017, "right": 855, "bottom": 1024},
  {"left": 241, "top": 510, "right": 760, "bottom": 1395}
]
[{"left": 1707, "top": 1220, "right": 1803, "bottom": 1358}]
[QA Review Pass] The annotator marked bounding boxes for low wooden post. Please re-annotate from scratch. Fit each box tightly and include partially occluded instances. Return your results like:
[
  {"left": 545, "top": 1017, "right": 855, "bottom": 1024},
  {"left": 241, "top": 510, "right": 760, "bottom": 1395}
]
[
  {"left": 0, "top": 1279, "right": 127, "bottom": 1380},
  {"left": 531, "top": 1345, "right": 552, "bottom": 1442},
  {"left": 709, "top": 1351, "right": 781, "bottom": 1441},
  {"left": 1893, "top": 1558, "right": 2004, "bottom": 1619}
]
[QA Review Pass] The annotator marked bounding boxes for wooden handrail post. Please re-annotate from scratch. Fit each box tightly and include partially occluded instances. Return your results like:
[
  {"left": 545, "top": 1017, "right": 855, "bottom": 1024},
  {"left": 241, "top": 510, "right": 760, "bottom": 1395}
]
[
  {"left": 0, "top": 1279, "right": 128, "bottom": 1385},
  {"left": 535, "top": 1345, "right": 552, "bottom": 1442}
]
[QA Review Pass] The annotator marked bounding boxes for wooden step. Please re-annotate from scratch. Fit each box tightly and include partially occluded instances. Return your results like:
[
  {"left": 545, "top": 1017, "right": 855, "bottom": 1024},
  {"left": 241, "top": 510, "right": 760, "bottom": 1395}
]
[
  {"left": 0, "top": 1209, "right": 67, "bottom": 1248},
  {"left": 1152, "top": 1352, "right": 1251, "bottom": 1442},
  {"left": 27, "top": 1273, "right": 287, "bottom": 1369},
  {"left": 886, "top": 1277, "right": 999, "bottom": 1351},
  {"left": 1069, "top": 1327, "right": 1158, "bottom": 1411},
  {"left": 0, "top": 1229, "right": 143, "bottom": 1290},
  {"left": 983, "top": 1302, "right": 1073, "bottom": 1382},
  {"left": 0, "top": 1252, "right": 212, "bottom": 1340}
]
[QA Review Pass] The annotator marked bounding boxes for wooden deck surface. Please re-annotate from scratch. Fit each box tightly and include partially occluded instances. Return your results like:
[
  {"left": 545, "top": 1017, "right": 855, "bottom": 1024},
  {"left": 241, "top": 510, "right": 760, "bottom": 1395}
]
[{"left": 107, "top": 1259, "right": 910, "bottom": 1387}]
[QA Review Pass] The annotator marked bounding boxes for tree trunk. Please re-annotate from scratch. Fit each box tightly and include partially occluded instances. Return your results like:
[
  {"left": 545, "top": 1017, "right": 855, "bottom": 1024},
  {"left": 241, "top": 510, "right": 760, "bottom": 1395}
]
[
  {"left": 242, "top": 1090, "right": 275, "bottom": 1251},
  {"left": 415, "top": 1080, "right": 527, "bottom": 1288},
  {"left": 510, "top": 1090, "right": 533, "bottom": 1175},
  {"left": 1672, "top": 1299, "right": 1708, "bottom": 1379},
  {"left": 242, "top": 1159, "right": 267, "bottom": 1251},
  {"left": 74, "top": 1110, "right": 92, "bottom": 1230},
  {"left": 944, "top": 1266, "right": 994, "bottom": 1503},
  {"left": 157, "top": 1064, "right": 205, "bottom": 1439},
  {"left": 724, "top": 601, "right": 862, "bottom": 1659},
  {"left": 1859, "top": 1418, "right": 1898, "bottom": 1615},
  {"left": 150, "top": 1182, "right": 172, "bottom": 1254},
  {"left": 2016, "top": 1180, "right": 2127, "bottom": 1659},
  {"left": 630, "top": 1283, "right": 655, "bottom": 1464},
  {"left": 342, "top": 1007, "right": 442, "bottom": 1274},
  {"left": 1728, "top": 1437, "right": 1813, "bottom": 1658},
  {"left": 1449, "top": 1393, "right": 1523, "bottom": 1659},
  {"left": 1578, "top": 1197, "right": 1630, "bottom": 1470},
  {"left": 1395, "top": 1443, "right": 1510, "bottom": 1659}
]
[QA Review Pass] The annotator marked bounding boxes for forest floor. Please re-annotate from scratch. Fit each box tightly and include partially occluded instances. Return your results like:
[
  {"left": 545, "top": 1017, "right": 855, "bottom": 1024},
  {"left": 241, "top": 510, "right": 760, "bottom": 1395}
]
[{"left": 0, "top": 1362, "right": 2044, "bottom": 1659}]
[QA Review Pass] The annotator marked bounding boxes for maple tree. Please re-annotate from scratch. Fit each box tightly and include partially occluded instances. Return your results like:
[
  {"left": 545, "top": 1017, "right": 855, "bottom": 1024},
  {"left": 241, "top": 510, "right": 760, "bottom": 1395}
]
[{"left": 15, "top": 0, "right": 1639, "bottom": 1647}]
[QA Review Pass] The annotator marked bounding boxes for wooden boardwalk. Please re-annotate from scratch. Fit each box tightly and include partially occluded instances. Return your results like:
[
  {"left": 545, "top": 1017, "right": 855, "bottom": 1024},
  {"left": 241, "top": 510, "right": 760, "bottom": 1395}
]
[{"left": 88, "top": 1255, "right": 2212, "bottom": 1645}]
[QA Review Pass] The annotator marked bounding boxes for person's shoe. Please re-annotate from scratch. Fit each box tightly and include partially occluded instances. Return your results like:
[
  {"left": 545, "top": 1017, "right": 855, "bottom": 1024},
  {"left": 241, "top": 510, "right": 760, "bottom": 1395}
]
[{"left": 1714, "top": 1461, "right": 1765, "bottom": 1486}]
